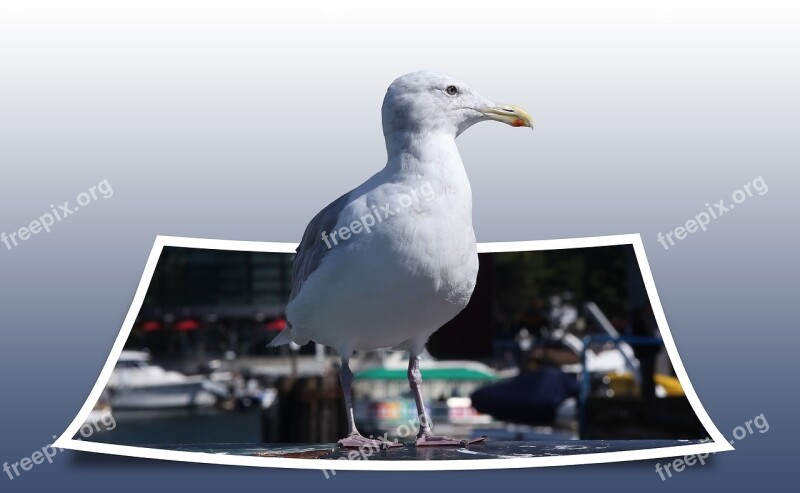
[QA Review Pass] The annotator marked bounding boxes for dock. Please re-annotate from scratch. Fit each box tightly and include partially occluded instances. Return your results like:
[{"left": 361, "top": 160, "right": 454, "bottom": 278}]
[{"left": 156, "top": 439, "right": 707, "bottom": 461}]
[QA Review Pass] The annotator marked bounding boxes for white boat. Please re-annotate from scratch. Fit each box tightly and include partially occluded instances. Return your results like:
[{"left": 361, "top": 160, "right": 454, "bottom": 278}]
[{"left": 106, "top": 351, "right": 227, "bottom": 409}]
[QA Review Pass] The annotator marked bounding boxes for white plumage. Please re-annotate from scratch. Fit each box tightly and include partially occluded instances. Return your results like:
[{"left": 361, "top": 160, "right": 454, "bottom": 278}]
[{"left": 271, "top": 71, "right": 532, "bottom": 447}]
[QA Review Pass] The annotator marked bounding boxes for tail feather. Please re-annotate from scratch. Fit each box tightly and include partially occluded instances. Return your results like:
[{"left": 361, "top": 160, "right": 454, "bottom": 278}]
[{"left": 267, "top": 328, "right": 295, "bottom": 347}]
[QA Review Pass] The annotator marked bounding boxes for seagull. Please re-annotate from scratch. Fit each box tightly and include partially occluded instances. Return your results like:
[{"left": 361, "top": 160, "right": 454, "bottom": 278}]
[{"left": 270, "top": 71, "right": 532, "bottom": 448}]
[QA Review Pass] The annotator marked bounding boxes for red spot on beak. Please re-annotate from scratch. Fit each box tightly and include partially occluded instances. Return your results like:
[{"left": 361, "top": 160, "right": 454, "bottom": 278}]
[{"left": 512, "top": 119, "right": 525, "bottom": 127}]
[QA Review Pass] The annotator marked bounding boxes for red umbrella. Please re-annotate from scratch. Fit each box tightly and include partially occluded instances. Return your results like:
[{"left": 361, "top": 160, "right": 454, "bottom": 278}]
[
  {"left": 264, "top": 318, "right": 287, "bottom": 331},
  {"left": 141, "top": 320, "right": 162, "bottom": 332},
  {"left": 174, "top": 319, "right": 201, "bottom": 331}
]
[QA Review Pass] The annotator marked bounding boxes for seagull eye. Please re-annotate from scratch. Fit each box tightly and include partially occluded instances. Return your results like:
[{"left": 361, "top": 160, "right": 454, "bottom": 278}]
[{"left": 445, "top": 85, "right": 458, "bottom": 96}]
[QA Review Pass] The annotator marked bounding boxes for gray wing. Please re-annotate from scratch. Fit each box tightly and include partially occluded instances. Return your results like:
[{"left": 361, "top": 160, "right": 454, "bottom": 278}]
[{"left": 289, "top": 191, "right": 353, "bottom": 302}]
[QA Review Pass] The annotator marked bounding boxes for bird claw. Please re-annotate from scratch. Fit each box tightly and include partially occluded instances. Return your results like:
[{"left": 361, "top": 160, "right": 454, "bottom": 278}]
[
  {"left": 337, "top": 434, "right": 403, "bottom": 450},
  {"left": 415, "top": 434, "right": 488, "bottom": 447}
]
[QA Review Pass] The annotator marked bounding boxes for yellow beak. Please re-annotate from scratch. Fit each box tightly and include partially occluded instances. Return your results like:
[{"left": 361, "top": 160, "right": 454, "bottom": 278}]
[{"left": 480, "top": 103, "right": 533, "bottom": 128}]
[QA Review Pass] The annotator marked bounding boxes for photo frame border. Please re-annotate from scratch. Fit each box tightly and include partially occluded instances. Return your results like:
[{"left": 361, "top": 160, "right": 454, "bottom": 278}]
[{"left": 53, "top": 233, "right": 734, "bottom": 470}]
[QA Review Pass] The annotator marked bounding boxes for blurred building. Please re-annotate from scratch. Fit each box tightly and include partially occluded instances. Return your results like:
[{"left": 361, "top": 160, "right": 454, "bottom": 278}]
[{"left": 131, "top": 247, "right": 293, "bottom": 358}]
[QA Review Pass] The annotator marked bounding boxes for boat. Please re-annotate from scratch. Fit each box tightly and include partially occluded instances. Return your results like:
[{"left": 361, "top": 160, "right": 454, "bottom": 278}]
[
  {"left": 106, "top": 350, "right": 228, "bottom": 409},
  {"left": 471, "top": 299, "right": 685, "bottom": 436},
  {"left": 351, "top": 350, "right": 514, "bottom": 438}
]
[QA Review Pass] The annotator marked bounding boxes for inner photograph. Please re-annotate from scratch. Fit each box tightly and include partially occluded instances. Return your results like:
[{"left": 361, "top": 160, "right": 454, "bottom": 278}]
[{"left": 76, "top": 241, "right": 709, "bottom": 462}]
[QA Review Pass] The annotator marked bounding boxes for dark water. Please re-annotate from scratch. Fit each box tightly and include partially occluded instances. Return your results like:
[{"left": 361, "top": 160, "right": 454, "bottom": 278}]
[{"left": 85, "top": 408, "right": 263, "bottom": 446}]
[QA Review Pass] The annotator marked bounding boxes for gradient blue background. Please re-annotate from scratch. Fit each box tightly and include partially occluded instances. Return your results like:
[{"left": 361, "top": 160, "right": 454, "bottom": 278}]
[{"left": 1, "top": 0, "right": 798, "bottom": 491}]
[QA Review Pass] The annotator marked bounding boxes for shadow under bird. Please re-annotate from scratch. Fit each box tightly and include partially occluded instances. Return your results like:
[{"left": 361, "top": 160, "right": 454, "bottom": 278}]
[{"left": 269, "top": 70, "right": 532, "bottom": 448}]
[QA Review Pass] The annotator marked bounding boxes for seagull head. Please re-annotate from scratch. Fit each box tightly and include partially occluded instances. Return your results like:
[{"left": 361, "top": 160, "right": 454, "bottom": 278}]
[{"left": 382, "top": 70, "right": 533, "bottom": 138}]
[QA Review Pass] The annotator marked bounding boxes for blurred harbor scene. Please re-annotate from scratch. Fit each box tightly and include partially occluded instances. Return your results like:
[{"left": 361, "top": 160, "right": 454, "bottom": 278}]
[{"left": 81, "top": 245, "right": 706, "bottom": 447}]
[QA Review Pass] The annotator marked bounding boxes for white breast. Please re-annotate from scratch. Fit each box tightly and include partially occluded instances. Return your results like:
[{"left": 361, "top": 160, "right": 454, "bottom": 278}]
[{"left": 287, "top": 136, "right": 479, "bottom": 354}]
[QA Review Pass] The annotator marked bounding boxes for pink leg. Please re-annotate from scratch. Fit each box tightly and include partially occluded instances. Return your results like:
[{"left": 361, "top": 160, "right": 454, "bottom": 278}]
[
  {"left": 337, "top": 357, "right": 402, "bottom": 449},
  {"left": 408, "top": 354, "right": 487, "bottom": 447}
]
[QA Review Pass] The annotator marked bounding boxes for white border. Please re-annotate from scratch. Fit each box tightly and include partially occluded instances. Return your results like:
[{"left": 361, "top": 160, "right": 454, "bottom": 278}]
[{"left": 53, "top": 233, "right": 734, "bottom": 470}]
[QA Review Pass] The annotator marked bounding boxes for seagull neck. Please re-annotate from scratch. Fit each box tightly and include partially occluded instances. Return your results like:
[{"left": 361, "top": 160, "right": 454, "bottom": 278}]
[{"left": 384, "top": 130, "right": 460, "bottom": 174}]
